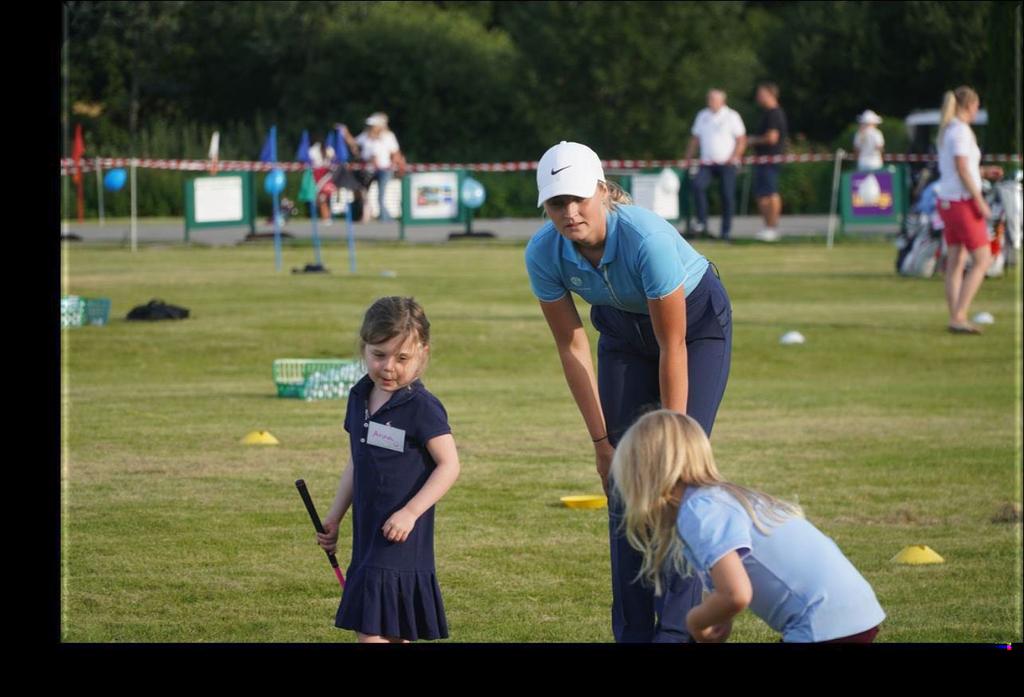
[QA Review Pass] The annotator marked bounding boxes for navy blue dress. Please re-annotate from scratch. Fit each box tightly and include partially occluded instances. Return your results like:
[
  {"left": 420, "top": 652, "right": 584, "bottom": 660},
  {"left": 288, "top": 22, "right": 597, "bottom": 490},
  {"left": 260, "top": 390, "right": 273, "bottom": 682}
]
[{"left": 335, "top": 374, "right": 451, "bottom": 640}]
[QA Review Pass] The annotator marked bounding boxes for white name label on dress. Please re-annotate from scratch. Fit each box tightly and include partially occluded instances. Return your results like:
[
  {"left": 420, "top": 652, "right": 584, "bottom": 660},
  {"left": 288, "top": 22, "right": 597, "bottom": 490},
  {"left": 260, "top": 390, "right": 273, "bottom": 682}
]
[{"left": 367, "top": 421, "right": 405, "bottom": 452}]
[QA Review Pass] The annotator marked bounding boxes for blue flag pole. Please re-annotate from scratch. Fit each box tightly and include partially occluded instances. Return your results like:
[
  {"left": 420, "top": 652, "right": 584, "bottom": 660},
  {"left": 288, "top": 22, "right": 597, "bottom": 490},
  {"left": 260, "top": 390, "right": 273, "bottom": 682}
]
[
  {"left": 334, "top": 125, "right": 357, "bottom": 274},
  {"left": 270, "top": 126, "right": 282, "bottom": 272},
  {"left": 296, "top": 130, "right": 322, "bottom": 268},
  {"left": 345, "top": 197, "right": 356, "bottom": 274},
  {"left": 311, "top": 194, "right": 323, "bottom": 267}
]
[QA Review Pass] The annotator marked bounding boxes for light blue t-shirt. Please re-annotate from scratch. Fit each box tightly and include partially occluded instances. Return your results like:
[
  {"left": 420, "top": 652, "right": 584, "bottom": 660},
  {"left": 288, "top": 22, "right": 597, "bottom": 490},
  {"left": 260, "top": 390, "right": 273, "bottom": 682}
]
[
  {"left": 677, "top": 485, "right": 886, "bottom": 643},
  {"left": 524, "top": 204, "right": 710, "bottom": 315}
]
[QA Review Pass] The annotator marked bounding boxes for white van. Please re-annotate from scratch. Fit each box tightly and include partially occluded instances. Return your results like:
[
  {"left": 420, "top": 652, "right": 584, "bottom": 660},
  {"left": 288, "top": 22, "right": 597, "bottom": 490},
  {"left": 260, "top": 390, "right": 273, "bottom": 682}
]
[{"left": 904, "top": 109, "right": 989, "bottom": 153}]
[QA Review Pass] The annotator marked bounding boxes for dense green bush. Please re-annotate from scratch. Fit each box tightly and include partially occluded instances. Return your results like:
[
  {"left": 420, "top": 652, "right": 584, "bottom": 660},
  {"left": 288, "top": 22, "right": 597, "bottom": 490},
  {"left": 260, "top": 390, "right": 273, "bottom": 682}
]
[{"left": 63, "top": 1, "right": 1015, "bottom": 220}]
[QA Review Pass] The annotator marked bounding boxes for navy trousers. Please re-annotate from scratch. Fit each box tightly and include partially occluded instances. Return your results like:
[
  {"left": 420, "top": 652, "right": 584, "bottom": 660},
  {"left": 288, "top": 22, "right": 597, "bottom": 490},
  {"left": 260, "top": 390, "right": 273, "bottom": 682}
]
[
  {"left": 590, "top": 265, "right": 733, "bottom": 643},
  {"left": 692, "top": 164, "right": 738, "bottom": 238}
]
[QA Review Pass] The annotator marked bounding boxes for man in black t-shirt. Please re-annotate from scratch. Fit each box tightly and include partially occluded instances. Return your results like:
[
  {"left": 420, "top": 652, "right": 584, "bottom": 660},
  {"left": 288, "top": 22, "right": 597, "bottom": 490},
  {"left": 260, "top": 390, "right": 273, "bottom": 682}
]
[{"left": 747, "top": 82, "right": 788, "bottom": 242}]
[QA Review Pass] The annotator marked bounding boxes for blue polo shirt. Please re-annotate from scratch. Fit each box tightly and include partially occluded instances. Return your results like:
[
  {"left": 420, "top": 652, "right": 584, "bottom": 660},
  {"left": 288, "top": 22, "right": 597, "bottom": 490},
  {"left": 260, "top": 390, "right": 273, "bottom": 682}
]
[
  {"left": 677, "top": 485, "right": 886, "bottom": 642},
  {"left": 524, "top": 204, "right": 709, "bottom": 315}
]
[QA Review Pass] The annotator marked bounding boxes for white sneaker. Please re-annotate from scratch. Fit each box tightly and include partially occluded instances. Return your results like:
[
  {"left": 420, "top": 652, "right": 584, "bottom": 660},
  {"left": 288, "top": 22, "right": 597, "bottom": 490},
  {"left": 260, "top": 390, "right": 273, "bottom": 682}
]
[{"left": 755, "top": 228, "right": 780, "bottom": 242}]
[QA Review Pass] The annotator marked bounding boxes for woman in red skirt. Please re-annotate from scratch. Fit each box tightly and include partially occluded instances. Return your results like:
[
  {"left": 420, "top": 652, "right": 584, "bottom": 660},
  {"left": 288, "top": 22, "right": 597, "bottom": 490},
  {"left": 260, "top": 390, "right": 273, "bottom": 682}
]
[{"left": 935, "top": 86, "right": 1004, "bottom": 334}]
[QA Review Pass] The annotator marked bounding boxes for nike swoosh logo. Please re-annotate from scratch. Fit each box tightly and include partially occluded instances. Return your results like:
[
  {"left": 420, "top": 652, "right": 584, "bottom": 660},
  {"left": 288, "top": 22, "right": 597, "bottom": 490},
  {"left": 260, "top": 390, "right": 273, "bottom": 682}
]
[{"left": 551, "top": 165, "right": 572, "bottom": 175}]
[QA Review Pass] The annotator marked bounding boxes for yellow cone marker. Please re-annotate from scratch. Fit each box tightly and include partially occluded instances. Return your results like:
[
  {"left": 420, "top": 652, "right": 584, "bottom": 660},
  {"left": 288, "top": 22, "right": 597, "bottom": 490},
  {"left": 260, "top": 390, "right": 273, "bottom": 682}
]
[
  {"left": 892, "top": 545, "right": 944, "bottom": 565},
  {"left": 560, "top": 495, "right": 607, "bottom": 509},
  {"left": 241, "top": 430, "right": 279, "bottom": 445}
]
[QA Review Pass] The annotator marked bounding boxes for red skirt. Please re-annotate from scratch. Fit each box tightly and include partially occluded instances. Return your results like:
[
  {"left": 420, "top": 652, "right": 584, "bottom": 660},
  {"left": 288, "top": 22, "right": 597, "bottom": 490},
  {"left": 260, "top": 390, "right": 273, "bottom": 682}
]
[{"left": 938, "top": 198, "right": 988, "bottom": 250}]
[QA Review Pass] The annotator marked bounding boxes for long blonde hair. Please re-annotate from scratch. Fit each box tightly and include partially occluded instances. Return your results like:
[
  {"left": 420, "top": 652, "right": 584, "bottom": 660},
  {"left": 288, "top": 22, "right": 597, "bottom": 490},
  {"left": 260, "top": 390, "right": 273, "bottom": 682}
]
[
  {"left": 610, "top": 410, "right": 803, "bottom": 596},
  {"left": 603, "top": 179, "right": 632, "bottom": 210},
  {"left": 938, "top": 86, "right": 979, "bottom": 144}
]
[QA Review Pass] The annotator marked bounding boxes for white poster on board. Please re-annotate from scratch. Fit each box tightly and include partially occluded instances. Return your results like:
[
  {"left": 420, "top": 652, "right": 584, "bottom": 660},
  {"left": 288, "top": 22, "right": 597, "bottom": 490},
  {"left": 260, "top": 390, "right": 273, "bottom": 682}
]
[
  {"left": 194, "top": 176, "right": 244, "bottom": 223},
  {"left": 410, "top": 172, "right": 459, "bottom": 220},
  {"left": 630, "top": 168, "right": 680, "bottom": 221}
]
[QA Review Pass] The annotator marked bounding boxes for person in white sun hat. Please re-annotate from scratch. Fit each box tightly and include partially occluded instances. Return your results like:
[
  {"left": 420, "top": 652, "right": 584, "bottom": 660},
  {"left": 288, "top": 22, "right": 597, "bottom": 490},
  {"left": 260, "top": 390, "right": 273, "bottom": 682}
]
[
  {"left": 525, "top": 140, "right": 734, "bottom": 643},
  {"left": 354, "top": 112, "right": 406, "bottom": 222},
  {"left": 853, "top": 110, "right": 885, "bottom": 171}
]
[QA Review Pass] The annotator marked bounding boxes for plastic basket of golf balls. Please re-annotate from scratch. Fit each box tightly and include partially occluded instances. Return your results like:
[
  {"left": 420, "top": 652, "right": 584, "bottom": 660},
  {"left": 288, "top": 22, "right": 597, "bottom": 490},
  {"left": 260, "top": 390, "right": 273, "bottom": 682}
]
[
  {"left": 272, "top": 358, "right": 364, "bottom": 401},
  {"left": 61, "top": 296, "right": 111, "bottom": 328}
]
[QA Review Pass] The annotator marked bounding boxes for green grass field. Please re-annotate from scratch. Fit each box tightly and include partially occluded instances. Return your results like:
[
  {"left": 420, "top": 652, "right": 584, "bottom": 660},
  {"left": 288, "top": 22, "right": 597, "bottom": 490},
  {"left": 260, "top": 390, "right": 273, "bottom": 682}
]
[{"left": 60, "top": 236, "right": 1022, "bottom": 643}]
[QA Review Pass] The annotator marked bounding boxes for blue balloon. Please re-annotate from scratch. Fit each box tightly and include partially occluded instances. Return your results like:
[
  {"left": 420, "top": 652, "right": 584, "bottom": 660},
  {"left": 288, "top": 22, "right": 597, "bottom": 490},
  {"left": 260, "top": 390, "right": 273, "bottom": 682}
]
[
  {"left": 461, "top": 178, "right": 486, "bottom": 209},
  {"left": 104, "top": 168, "right": 127, "bottom": 192},
  {"left": 264, "top": 168, "right": 286, "bottom": 195}
]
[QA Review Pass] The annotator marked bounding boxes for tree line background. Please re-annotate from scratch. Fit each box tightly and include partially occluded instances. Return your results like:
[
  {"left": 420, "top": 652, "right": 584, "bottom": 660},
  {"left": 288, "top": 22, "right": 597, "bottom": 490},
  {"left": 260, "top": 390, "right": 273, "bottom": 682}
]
[{"left": 62, "top": 0, "right": 1022, "bottom": 218}]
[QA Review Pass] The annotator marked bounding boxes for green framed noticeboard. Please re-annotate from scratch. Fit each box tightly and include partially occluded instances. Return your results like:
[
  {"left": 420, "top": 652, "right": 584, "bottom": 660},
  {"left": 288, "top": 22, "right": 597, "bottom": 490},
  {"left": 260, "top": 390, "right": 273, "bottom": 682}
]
[
  {"left": 184, "top": 171, "right": 256, "bottom": 241},
  {"left": 399, "top": 170, "right": 467, "bottom": 240},
  {"left": 839, "top": 165, "right": 907, "bottom": 233}
]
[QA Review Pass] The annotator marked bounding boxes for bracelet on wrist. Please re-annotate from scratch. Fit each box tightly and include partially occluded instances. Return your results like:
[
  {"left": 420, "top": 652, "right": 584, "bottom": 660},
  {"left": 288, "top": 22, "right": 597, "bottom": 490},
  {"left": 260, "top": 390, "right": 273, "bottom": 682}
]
[{"left": 592, "top": 434, "right": 609, "bottom": 444}]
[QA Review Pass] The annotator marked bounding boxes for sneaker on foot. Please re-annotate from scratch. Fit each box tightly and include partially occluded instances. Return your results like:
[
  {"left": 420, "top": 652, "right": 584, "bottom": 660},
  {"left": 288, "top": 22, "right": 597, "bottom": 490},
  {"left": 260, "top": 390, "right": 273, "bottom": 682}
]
[{"left": 755, "top": 228, "right": 780, "bottom": 242}]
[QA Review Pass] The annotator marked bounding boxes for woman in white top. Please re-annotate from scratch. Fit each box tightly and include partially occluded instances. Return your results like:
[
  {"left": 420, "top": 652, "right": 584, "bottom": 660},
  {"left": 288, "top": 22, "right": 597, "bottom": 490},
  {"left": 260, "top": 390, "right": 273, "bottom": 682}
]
[
  {"left": 355, "top": 112, "right": 406, "bottom": 222},
  {"left": 935, "top": 86, "right": 1003, "bottom": 334},
  {"left": 853, "top": 110, "right": 884, "bottom": 171}
]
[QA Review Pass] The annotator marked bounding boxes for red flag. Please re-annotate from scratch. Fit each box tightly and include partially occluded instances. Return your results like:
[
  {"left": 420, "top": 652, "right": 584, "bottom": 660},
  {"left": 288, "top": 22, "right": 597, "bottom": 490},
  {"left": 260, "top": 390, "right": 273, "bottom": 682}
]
[{"left": 72, "top": 124, "right": 85, "bottom": 221}]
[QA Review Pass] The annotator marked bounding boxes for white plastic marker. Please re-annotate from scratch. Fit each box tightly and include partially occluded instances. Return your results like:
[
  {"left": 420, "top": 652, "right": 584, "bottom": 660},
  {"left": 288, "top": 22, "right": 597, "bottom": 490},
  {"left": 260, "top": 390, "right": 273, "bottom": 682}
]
[{"left": 780, "top": 331, "right": 805, "bottom": 345}]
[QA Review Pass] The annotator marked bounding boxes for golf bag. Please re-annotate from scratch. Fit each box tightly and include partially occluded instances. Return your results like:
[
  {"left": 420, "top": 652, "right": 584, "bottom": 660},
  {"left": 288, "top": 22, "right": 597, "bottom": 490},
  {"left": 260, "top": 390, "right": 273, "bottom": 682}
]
[
  {"left": 995, "top": 173, "right": 1022, "bottom": 268},
  {"left": 896, "top": 181, "right": 943, "bottom": 278},
  {"left": 897, "top": 214, "right": 942, "bottom": 277},
  {"left": 954, "top": 177, "right": 1017, "bottom": 278}
]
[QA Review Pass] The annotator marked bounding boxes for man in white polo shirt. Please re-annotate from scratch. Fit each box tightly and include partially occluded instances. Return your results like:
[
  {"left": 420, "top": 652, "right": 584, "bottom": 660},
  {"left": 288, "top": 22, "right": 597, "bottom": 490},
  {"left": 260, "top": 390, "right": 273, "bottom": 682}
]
[{"left": 684, "top": 89, "right": 747, "bottom": 240}]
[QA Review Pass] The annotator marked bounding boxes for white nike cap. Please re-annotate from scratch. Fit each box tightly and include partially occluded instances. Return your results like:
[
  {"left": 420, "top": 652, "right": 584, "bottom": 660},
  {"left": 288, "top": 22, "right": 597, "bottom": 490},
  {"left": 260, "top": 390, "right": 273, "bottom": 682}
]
[{"left": 536, "top": 141, "right": 605, "bottom": 207}]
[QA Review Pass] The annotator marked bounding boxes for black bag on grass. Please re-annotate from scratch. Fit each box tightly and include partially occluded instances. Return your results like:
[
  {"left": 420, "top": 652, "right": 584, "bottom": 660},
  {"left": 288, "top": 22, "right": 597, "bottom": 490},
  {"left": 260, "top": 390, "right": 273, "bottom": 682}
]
[{"left": 126, "top": 299, "right": 190, "bottom": 321}]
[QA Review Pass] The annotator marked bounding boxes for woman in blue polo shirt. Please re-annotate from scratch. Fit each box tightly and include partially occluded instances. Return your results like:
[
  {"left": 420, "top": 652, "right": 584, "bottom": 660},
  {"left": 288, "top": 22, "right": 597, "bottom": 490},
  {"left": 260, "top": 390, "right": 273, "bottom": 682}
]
[{"left": 525, "top": 141, "right": 733, "bottom": 643}]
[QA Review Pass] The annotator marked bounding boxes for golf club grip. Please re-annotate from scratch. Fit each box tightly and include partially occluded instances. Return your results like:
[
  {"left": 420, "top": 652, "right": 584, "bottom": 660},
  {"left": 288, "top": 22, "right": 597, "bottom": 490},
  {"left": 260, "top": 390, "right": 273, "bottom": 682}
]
[
  {"left": 296, "top": 480, "right": 345, "bottom": 585},
  {"left": 295, "top": 479, "right": 327, "bottom": 534}
]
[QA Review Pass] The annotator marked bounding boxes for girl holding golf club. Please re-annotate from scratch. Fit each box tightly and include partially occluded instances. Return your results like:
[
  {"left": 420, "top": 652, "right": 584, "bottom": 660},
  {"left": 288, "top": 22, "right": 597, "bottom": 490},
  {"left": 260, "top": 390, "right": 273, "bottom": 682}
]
[
  {"left": 526, "top": 141, "right": 733, "bottom": 642},
  {"left": 611, "top": 409, "right": 885, "bottom": 643},
  {"left": 317, "top": 296, "right": 460, "bottom": 643}
]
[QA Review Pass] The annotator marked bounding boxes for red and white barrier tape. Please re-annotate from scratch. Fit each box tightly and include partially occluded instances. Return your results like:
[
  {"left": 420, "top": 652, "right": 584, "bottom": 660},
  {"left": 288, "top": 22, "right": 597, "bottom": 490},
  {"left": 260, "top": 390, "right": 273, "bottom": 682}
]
[{"left": 60, "top": 151, "right": 1021, "bottom": 176}]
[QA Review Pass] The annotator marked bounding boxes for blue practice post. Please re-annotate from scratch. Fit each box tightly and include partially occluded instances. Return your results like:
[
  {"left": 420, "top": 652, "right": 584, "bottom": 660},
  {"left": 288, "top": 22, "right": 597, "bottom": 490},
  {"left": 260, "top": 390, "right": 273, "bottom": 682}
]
[
  {"left": 270, "top": 125, "right": 282, "bottom": 272},
  {"left": 310, "top": 197, "right": 323, "bottom": 267},
  {"left": 345, "top": 198, "right": 356, "bottom": 273},
  {"left": 296, "top": 129, "right": 322, "bottom": 269},
  {"left": 334, "top": 124, "right": 357, "bottom": 274}
]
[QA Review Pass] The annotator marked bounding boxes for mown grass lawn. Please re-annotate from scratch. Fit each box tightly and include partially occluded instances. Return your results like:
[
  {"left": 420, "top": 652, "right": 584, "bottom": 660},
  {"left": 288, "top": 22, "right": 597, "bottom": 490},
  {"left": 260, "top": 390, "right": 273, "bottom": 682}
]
[{"left": 60, "top": 236, "right": 1022, "bottom": 642}]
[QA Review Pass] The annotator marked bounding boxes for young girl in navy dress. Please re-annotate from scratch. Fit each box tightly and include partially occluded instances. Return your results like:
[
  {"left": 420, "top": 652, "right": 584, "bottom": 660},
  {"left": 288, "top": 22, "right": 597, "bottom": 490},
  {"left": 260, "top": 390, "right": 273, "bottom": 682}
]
[
  {"left": 316, "top": 296, "right": 460, "bottom": 643},
  {"left": 611, "top": 410, "right": 885, "bottom": 643}
]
